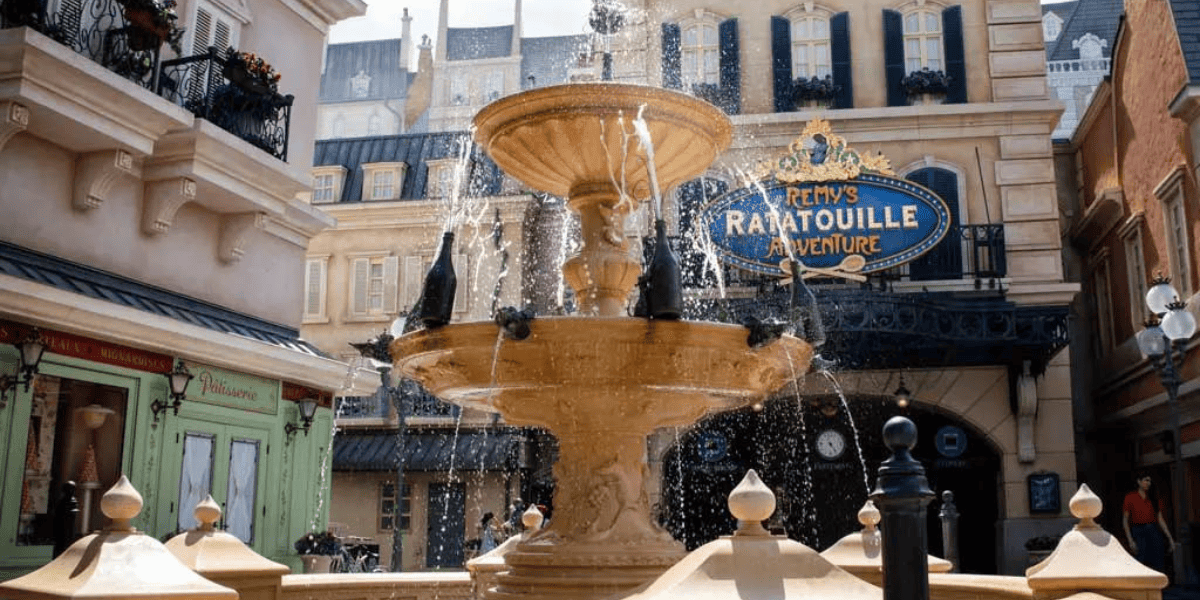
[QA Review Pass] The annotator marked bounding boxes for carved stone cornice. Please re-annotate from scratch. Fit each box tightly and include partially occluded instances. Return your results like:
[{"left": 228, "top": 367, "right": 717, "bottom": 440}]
[
  {"left": 73, "top": 150, "right": 137, "bottom": 211},
  {"left": 142, "top": 178, "right": 197, "bottom": 235},
  {"left": 217, "top": 212, "right": 265, "bottom": 263},
  {"left": 0, "top": 101, "right": 29, "bottom": 152}
]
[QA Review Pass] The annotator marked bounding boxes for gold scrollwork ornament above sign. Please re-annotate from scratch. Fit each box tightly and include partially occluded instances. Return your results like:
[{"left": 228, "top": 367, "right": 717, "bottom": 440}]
[{"left": 752, "top": 118, "right": 894, "bottom": 183}]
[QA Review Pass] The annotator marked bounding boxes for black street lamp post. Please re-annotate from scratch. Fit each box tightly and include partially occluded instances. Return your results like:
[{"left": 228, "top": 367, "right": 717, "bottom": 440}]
[{"left": 1135, "top": 275, "right": 1198, "bottom": 584}]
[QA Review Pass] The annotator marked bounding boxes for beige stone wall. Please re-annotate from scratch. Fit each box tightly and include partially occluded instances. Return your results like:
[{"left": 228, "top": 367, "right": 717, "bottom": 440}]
[{"left": 317, "top": 102, "right": 405, "bottom": 140}]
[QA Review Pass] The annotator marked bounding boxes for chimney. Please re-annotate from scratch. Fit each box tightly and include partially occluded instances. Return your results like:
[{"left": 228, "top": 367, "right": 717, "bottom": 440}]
[
  {"left": 437, "top": 0, "right": 449, "bottom": 62},
  {"left": 400, "top": 7, "right": 412, "bottom": 70},
  {"left": 512, "top": 0, "right": 521, "bottom": 56}
]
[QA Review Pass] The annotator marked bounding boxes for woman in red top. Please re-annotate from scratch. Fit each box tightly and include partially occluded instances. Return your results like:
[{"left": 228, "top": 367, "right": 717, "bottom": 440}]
[{"left": 1122, "top": 474, "right": 1175, "bottom": 572}]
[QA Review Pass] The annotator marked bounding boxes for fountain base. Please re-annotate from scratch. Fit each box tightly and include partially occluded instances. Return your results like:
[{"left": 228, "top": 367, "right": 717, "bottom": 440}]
[{"left": 489, "top": 538, "right": 684, "bottom": 600}]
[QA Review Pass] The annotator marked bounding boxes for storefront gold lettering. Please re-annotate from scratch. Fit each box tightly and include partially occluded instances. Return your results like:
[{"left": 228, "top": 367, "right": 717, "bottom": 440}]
[
  {"left": 725, "top": 204, "right": 918, "bottom": 236},
  {"left": 766, "top": 234, "right": 881, "bottom": 259}
]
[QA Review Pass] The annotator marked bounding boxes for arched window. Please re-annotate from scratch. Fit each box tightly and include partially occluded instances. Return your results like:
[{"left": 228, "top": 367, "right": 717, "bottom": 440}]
[
  {"left": 681, "top": 21, "right": 720, "bottom": 86},
  {"left": 902, "top": 8, "right": 943, "bottom": 73},
  {"left": 790, "top": 12, "right": 831, "bottom": 79}
]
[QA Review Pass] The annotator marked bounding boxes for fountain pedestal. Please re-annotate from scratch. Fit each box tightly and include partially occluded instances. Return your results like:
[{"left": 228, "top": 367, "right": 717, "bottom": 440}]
[{"left": 393, "top": 83, "right": 814, "bottom": 600}]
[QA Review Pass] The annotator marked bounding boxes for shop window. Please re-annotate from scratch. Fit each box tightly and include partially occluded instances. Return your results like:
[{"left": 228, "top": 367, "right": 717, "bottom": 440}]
[
  {"left": 350, "top": 255, "right": 399, "bottom": 318},
  {"left": 178, "top": 432, "right": 215, "bottom": 532},
  {"left": 225, "top": 438, "right": 259, "bottom": 543},
  {"left": 19, "top": 375, "right": 127, "bottom": 546},
  {"left": 380, "top": 480, "right": 410, "bottom": 531}
]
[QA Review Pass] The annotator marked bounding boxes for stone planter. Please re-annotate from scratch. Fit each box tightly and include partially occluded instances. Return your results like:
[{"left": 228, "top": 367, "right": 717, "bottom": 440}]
[{"left": 300, "top": 554, "right": 334, "bottom": 573}]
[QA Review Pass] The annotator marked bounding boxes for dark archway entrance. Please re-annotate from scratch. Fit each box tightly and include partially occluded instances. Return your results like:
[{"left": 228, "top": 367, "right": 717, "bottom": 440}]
[{"left": 658, "top": 394, "right": 1002, "bottom": 573}]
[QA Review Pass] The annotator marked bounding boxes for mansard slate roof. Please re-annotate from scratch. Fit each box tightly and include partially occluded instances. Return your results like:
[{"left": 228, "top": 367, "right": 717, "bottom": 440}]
[
  {"left": 0, "top": 241, "right": 325, "bottom": 357},
  {"left": 1170, "top": 0, "right": 1200, "bottom": 83},
  {"left": 333, "top": 430, "right": 520, "bottom": 471},
  {"left": 446, "top": 25, "right": 514, "bottom": 60},
  {"left": 312, "top": 132, "right": 504, "bottom": 202},
  {"left": 521, "top": 35, "right": 589, "bottom": 89},
  {"left": 320, "top": 39, "right": 409, "bottom": 103},
  {"left": 1045, "top": 0, "right": 1122, "bottom": 62}
]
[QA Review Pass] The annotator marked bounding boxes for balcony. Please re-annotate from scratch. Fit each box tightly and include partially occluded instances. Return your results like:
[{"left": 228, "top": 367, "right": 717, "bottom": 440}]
[{"left": 0, "top": 0, "right": 294, "bottom": 162}]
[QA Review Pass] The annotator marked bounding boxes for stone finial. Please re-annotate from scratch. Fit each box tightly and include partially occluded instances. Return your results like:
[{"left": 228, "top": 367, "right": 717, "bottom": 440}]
[
  {"left": 729, "top": 469, "right": 775, "bottom": 536},
  {"left": 522, "top": 504, "right": 545, "bottom": 531},
  {"left": 195, "top": 495, "right": 221, "bottom": 532},
  {"left": 1070, "top": 484, "right": 1102, "bottom": 528},
  {"left": 100, "top": 475, "right": 142, "bottom": 532},
  {"left": 858, "top": 500, "right": 881, "bottom": 532}
]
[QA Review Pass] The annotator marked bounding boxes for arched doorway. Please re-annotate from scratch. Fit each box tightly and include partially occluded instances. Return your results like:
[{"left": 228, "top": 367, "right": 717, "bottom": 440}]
[{"left": 658, "top": 393, "right": 1002, "bottom": 573}]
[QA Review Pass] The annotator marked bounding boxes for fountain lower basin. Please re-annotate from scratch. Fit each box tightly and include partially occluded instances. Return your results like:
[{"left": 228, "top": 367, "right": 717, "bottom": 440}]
[{"left": 392, "top": 318, "right": 812, "bottom": 432}]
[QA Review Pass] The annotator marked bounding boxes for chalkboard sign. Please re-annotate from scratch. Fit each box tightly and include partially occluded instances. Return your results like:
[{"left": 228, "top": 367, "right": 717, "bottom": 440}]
[{"left": 1028, "top": 472, "right": 1061, "bottom": 514}]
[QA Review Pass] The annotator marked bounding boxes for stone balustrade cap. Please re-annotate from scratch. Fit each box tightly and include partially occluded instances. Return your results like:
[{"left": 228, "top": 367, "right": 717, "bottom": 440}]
[
  {"left": 165, "top": 495, "right": 290, "bottom": 577},
  {"left": 0, "top": 477, "right": 238, "bottom": 600},
  {"left": 820, "top": 500, "right": 951, "bottom": 574},
  {"left": 1025, "top": 484, "right": 1168, "bottom": 591},
  {"left": 611, "top": 471, "right": 882, "bottom": 600}
]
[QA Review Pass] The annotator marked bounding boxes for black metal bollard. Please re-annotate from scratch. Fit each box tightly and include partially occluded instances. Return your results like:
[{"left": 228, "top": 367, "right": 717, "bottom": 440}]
[
  {"left": 939, "top": 490, "right": 960, "bottom": 573},
  {"left": 52, "top": 480, "right": 79, "bottom": 558},
  {"left": 870, "top": 416, "right": 934, "bottom": 600}
]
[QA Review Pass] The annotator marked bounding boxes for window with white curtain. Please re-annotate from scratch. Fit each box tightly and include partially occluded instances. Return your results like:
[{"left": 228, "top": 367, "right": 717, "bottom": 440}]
[
  {"left": 680, "top": 21, "right": 719, "bottom": 86},
  {"left": 790, "top": 12, "right": 831, "bottom": 79},
  {"left": 902, "top": 8, "right": 943, "bottom": 73}
]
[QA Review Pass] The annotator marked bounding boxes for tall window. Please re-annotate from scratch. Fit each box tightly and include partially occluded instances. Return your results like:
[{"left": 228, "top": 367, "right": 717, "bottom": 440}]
[
  {"left": 1091, "top": 251, "right": 1115, "bottom": 357},
  {"left": 1122, "top": 218, "right": 1149, "bottom": 326},
  {"left": 681, "top": 22, "right": 719, "bottom": 86},
  {"left": 903, "top": 9, "right": 943, "bottom": 73},
  {"left": 350, "top": 255, "right": 399, "bottom": 318},
  {"left": 303, "top": 256, "right": 328, "bottom": 322},
  {"left": 1158, "top": 169, "right": 1192, "bottom": 296},
  {"left": 791, "top": 14, "right": 831, "bottom": 79},
  {"left": 380, "top": 480, "right": 411, "bottom": 531}
]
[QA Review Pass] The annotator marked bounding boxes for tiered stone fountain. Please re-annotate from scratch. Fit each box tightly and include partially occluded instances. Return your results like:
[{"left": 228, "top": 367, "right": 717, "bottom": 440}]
[{"left": 390, "top": 83, "right": 814, "bottom": 600}]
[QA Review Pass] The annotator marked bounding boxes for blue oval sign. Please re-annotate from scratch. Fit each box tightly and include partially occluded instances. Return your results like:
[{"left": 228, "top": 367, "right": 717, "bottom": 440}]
[{"left": 697, "top": 174, "right": 951, "bottom": 276}]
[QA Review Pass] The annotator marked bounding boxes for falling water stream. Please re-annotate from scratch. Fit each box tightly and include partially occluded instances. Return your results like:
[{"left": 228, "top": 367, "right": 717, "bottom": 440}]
[
  {"left": 819, "top": 370, "right": 871, "bottom": 497},
  {"left": 784, "top": 346, "right": 819, "bottom": 546}
]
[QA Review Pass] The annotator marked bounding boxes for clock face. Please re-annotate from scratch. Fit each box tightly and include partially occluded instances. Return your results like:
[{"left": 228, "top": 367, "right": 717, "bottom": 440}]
[
  {"left": 816, "top": 429, "right": 846, "bottom": 460},
  {"left": 696, "top": 431, "right": 728, "bottom": 462}
]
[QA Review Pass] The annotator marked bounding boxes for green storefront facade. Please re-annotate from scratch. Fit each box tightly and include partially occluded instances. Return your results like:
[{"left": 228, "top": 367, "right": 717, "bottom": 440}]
[{"left": 0, "top": 320, "right": 337, "bottom": 577}]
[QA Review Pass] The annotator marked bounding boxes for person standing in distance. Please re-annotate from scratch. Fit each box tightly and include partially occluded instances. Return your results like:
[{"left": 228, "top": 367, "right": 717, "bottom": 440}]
[{"left": 1123, "top": 473, "right": 1175, "bottom": 572}]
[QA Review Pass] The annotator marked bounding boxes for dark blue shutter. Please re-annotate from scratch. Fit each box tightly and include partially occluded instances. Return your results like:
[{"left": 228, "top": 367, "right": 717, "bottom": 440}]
[
  {"left": 719, "top": 18, "right": 741, "bottom": 115},
  {"left": 907, "top": 168, "right": 961, "bottom": 281},
  {"left": 942, "top": 6, "right": 967, "bottom": 104},
  {"left": 771, "top": 16, "right": 792, "bottom": 112},
  {"left": 883, "top": 9, "right": 906, "bottom": 107},
  {"left": 662, "top": 23, "right": 682, "bottom": 90},
  {"left": 830, "top": 12, "right": 853, "bottom": 109}
]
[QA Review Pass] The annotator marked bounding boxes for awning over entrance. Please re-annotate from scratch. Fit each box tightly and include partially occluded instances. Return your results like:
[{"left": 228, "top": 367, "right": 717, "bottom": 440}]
[{"left": 333, "top": 430, "right": 523, "bottom": 472}]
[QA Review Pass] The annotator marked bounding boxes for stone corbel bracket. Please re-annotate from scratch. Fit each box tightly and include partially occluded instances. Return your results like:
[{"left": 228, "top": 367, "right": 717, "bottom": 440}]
[
  {"left": 0, "top": 101, "right": 30, "bottom": 152},
  {"left": 142, "top": 178, "right": 197, "bottom": 235},
  {"left": 1016, "top": 360, "right": 1038, "bottom": 463},
  {"left": 218, "top": 212, "right": 265, "bottom": 264},
  {"left": 73, "top": 150, "right": 138, "bottom": 211}
]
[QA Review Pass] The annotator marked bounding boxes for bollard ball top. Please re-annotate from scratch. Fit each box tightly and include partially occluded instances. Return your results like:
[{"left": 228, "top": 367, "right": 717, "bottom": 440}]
[
  {"left": 882, "top": 416, "right": 917, "bottom": 451},
  {"left": 942, "top": 490, "right": 954, "bottom": 502}
]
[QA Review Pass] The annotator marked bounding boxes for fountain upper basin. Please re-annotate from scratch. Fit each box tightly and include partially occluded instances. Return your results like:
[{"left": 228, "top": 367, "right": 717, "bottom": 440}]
[
  {"left": 391, "top": 318, "right": 812, "bottom": 432},
  {"left": 473, "top": 83, "right": 733, "bottom": 201}
]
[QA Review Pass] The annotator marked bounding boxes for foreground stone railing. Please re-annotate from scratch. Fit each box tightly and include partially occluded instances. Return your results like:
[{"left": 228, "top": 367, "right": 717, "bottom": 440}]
[
  {"left": 280, "top": 572, "right": 472, "bottom": 600},
  {"left": 928, "top": 573, "right": 1033, "bottom": 600}
]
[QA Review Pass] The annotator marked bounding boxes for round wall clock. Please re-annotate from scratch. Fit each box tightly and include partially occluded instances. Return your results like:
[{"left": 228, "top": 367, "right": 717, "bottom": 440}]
[
  {"left": 696, "top": 431, "right": 728, "bottom": 462},
  {"left": 816, "top": 429, "right": 846, "bottom": 460}
]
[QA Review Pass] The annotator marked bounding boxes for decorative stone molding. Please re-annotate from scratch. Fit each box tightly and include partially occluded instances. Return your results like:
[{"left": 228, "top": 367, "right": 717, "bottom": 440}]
[
  {"left": 0, "top": 101, "right": 29, "bottom": 152},
  {"left": 217, "top": 212, "right": 266, "bottom": 263},
  {"left": 142, "top": 178, "right": 197, "bottom": 235},
  {"left": 1016, "top": 360, "right": 1038, "bottom": 463},
  {"left": 73, "top": 150, "right": 137, "bottom": 211}
]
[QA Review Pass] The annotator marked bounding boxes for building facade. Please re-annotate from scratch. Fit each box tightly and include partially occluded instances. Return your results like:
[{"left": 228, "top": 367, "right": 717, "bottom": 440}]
[
  {"left": 1064, "top": 0, "right": 1200, "bottom": 579},
  {"left": 0, "top": 0, "right": 367, "bottom": 576},
  {"left": 605, "top": 0, "right": 1076, "bottom": 575},
  {"left": 1040, "top": 0, "right": 1121, "bottom": 140}
]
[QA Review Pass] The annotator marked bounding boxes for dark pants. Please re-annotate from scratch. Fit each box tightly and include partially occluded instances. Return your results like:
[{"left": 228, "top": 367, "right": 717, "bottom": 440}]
[{"left": 1133, "top": 522, "right": 1167, "bottom": 572}]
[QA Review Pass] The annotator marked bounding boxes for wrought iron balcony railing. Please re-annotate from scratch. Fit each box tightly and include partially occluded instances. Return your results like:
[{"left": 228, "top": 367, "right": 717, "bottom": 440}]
[
  {"left": 159, "top": 47, "right": 293, "bottom": 160},
  {"left": 647, "top": 223, "right": 1007, "bottom": 289},
  {"left": 1, "top": 0, "right": 164, "bottom": 90},
  {"left": 1, "top": 2, "right": 293, "bottom": 161}
]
